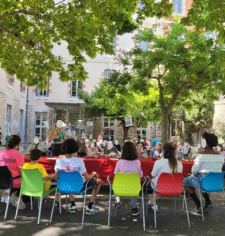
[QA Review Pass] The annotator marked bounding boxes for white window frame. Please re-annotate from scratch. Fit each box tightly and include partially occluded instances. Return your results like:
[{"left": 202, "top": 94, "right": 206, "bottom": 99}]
[
  {"left": 103, "top": 118, "right": 115, "bottom": 141},
  {"left": 20, "top": 83, "right": 26, "bottom": 93},
  {"left": 173, "top": 0, "right": 183, "bottom": 15},
  {"left": 6, "top": 105, "right": 12, "bottom": 135},
  {"left": 7, "top": 75, "right": 14, "bottom": 87},
  {"left": 34, "top": 112, "right": 47, "bottom": 141},
  {"left": 36, "top": 78, "right": 49, "bottom": 97},
  {"left": 104, "top": 69, "right": 116, "bottom": 79},
  {"left": 70, "top": 80, "right": 83, "bottom": 98}
]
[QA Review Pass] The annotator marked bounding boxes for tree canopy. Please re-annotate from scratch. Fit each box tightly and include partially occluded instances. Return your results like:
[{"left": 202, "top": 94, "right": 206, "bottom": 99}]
[
  {"left": 111, "top": 19, "right": 225, "bottom": 143},
  {"left": 182, "top": 0, "right": 225, "bottom": 41},
  {"left": 0, "top": 0, "right": 172, "bottom": 88}
]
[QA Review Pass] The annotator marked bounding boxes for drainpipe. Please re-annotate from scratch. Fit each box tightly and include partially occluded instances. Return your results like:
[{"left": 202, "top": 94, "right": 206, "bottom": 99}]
[{"left": 24, "top": 87, "right": 29, "bottom": 148}]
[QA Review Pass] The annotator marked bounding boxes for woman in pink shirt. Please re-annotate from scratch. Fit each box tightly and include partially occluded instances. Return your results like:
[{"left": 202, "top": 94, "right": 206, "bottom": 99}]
[
  {"left": 114, "top": 141, "right": 143, "bottom": 220},
  {"left": 0, "top": 135, "right": 26, "bottom": 209}
]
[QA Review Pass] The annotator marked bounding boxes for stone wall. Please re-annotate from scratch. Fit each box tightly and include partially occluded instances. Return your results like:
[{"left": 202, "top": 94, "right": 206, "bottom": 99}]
[
  {"left": 0, "top": 93, "right": 6, "bottom": 143},
  {"left": 26, "top": 105, "right": 33, "bottom": 143},
  {"left": 12, "top": 99, "right": 20, "bottom": 135}
]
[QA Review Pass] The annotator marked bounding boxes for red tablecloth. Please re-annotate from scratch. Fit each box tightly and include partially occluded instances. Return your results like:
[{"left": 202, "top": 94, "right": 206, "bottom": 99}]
[{"left": 24, "top": 157, "right": 194, "bottom": 184}]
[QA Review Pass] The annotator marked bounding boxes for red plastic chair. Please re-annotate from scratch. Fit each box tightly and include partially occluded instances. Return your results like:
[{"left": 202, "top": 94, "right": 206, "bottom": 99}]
[{"left": 152, "top": 173, "right": 190, "bottom": 228}]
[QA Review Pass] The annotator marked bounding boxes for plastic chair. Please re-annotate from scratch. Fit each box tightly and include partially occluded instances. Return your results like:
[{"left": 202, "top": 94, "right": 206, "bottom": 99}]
[
  {"left": 192, "top": 172, "right": 225, "bottom": 222},
  {"left": 107, "top": 173, "right": 146, "bottom": 231},
  {"left": 0, "top": 166, "right": 21, "bottom": 219},
  {"left": 14, "top": 168, "right": 56, "bottom": 224},
  {"left": 49, "top": 171, "right": 95, "bottom": 227},
  {"left": 152, "top": 173, "right": 190, "bottom": 228}
]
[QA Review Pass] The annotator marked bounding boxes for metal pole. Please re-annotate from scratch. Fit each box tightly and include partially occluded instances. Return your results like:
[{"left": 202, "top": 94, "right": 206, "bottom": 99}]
[{"left": 24, "top": 87, "right": 29, "bottom": 148}]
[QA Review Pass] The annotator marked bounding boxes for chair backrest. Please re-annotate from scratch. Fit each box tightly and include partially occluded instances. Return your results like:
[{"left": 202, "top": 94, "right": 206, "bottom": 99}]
[
  {"left": 0, "top": 166, "right": 12, "bottom": 190},
  {"left": 112, "top": 172, "right": 141, "bottom": 197},
  {"left": 202, "top": 172, "right": 225, "bottom": 192},
  {"left": 20, "top": 168, "right": 44, "bottom": 198},
  {"left": 156, "top": 173, "right": 183, "bottom": 196},
  {"left": 57, "top": 171, "right": 84, "bottom": 194}
]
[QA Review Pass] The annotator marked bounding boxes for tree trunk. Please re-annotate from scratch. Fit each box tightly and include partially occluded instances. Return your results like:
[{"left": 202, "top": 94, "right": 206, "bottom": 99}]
[
  {"left": 161, "top": 109, "right": 169, "bottom": 144},
  {"left": 133, "top": 117, "right": 140, "bottom": 139},
  {"left": 197, "top": 129, "right": 201, "bottom": 143},
  {"left": 121, "top": 120, "right": 130, "bottom": 142}
]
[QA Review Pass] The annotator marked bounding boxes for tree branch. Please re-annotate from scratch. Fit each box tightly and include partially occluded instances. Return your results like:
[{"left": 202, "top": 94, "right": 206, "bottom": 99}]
[
  {"left": 167, "top": 81, "right": 191, "bottom": 110},
  {"left": 0, "top": 24, "right": 35, "bottom": 47},
  {"left": 0, "top": 9, "right": 41, "bottom": 20}
]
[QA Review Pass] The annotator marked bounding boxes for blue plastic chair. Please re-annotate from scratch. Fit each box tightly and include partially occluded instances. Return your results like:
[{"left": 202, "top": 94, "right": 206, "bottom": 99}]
[
  {"left": 49, "top": 171, "right": 95, "bottom": 227},
  {"left": 195, "top": 172, "right": 225, "bottom": 221}
]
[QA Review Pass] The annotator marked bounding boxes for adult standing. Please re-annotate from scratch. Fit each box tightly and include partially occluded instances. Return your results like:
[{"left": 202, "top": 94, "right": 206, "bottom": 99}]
[
  {"left": 102, "top": 132, "right": 109, "bottom": 141},
  {"left": 48, "top": 120, "right": 65, "bottom": 156},
  {"left": 97, "top": 132, "right": 104, "bottom": 142}
]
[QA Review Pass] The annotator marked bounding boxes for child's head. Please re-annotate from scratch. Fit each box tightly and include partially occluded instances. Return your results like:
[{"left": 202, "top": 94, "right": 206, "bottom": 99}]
[
  {"left": 30, "top": 149, "right": 42, "bottom": 161},
  {"left": 61, "top": 138, "right": 79, "bottom": 154},
  {"left": 156, "top": 142, "right": 162, "bottom": 151}
]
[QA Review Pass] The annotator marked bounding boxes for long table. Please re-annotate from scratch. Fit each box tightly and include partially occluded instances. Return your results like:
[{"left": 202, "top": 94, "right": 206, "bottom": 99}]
[{"left": 24, "top": 157, "right": 194, "bottom": 184}]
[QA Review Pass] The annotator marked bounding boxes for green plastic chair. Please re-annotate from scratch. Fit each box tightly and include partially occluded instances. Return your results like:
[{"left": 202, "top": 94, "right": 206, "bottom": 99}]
[
  {"left": 14, "top": 168, "right": 56, "bottom": 224},
  {"left": 107, "top": 172, "right": 146, "bottom": 231}
]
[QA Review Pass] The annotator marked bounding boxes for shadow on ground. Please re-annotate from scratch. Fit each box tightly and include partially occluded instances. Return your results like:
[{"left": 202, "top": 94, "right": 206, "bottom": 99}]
[{"left": 0, "top": 188, "right": 224, "bottom": 236}]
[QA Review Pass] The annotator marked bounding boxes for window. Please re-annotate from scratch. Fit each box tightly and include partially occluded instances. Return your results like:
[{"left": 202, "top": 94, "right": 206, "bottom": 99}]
[
  {"left": 7, "top": 75, "right": 14, "bottom": 86},
  {"left": 137, "top": 123, "right": 147, "bottom": 140},
  {"left": 104, "top": 69, "right": 116, "bottom": 79},
  {"left": 6, "top": 105, "right": 12, "bottom": 134},
  {"left": 34, "top": 112, "right": 47, "bottom": 141},
  {"left": 138, "top": 40, "right": 148, "bottom": 51},
  {"left": 36, "top": 78, "right": 49, "bottom": 97},
  {"left": 173, "top": 0, "right": 182, "bottom": 14},
  {"left": 103, "top": 119, "right": 115, "bottom": 141},
  {"left": 71, "top": 80, "right": 82, "bottom": 98},
  {"left": 20, "top": 83, "right": 26, "bottom": 93}
]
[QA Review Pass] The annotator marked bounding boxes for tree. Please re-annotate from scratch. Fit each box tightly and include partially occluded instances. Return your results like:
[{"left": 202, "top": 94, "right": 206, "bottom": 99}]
[
  {"left": 116, "top": 18, "right": 225, "bottom": 143},
  {"left": 182, "top": 0, "right": 225, "bottom": 42},
  {"left": 0, "top": 0, "right": 172, "bottom": 88},
  {"left": 80, "top": 71, "right": 161, "bottom": 141}
]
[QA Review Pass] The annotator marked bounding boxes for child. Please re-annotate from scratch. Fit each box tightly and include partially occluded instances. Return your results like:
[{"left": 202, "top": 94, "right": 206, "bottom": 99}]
[
  {"left": 114, "top": 141, "right": 143, "bottom": 220},
  {"left": 54, "top": 138, "right": 101, "bottom": 214},
  {"left": 23, "top": 149, "right": 55, "bottom": 202}
]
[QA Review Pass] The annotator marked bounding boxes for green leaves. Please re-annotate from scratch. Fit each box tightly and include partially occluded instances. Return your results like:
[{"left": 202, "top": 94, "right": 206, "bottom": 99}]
[{"left": 0, "top": 0, "right": 172, "bottom": 86}]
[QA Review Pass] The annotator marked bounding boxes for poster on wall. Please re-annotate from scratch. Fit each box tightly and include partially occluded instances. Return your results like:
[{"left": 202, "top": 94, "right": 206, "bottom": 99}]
[{"left": 125, "top": 116, "right": 133, "bottom": 127}]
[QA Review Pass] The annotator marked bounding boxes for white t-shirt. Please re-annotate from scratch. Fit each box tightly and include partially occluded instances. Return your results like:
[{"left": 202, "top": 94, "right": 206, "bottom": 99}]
[
  {"left": 54, "top": 156, "right": 86, "bottom": 182},
  {"left": 151, "top": 159, "right": 183, "bottom": 189}
]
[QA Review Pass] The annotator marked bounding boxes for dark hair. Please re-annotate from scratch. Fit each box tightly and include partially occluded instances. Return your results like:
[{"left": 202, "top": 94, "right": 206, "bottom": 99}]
[
  {"left": 30, "top": 149, "right": 42, "bottom": 161},
  {"left": 121, "top": 142, "right": 138, "bottom": 161},
  {"left": 61, "top": 138, "right": 79, "bottom": 154},
  {"left": 104, "top": 132, "right": 108, "bottom": 135},
  {"left": 79, "top": 138, "right": 87, "bottom": 149},
  {"left": 163, "top": 143, "right": 178, "bottom": 173},
  {"left": 139, "top": 142, "right": 145, "bottom": 148},
  {"left": 7, "top": 135, "right": 21, "bottom": 149},
  {"left": 203, "top": 132, "right": 218, "bottom": 148}
]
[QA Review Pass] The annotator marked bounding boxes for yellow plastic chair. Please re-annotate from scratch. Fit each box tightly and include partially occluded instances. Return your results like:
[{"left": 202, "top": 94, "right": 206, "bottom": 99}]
[
  {"left": 107, "top": 172, "right": 146, "bottom": 231},
  {"left": 15, "top": 168, "right": 56, "bottom": 224}
]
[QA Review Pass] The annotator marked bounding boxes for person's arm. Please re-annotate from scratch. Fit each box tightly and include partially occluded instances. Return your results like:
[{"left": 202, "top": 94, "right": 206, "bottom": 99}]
[
  {"left": 137, "top": 160, "right": 143, "bottom": 178},
  {"left": 43, "top": 173, "right": 55, "bottom": 180},
  {"left": 151, "top": 161, "right": 160, "bottom": 178},
  {"left": 191, "top": 159, "right": 201, "bottom": 176},
  {"left": 17, "top": 152, "right": 25, "bottom": 168},
  {"left": 48, "top": 129, "right": 58, "bottom": 143},
  {"left": 83, "top": 171, "right": 98, "bottom": 181},
  {"left": 54, "top": 159, "right": 60, "bottom": 180},
  {"left": 39, "top": 142, "right": 48, "bottom": 153}
]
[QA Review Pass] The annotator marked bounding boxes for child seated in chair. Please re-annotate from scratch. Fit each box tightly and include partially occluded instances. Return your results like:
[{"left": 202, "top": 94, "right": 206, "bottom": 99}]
[
  {"left": 54, "top": 138, "right": 101, "bottom": 214},
  {"left": 23, "top": 149, "right": 55, "bottom": 202},
  {"left": 114, "top": 141, "right": 143, "bottom": 220}
]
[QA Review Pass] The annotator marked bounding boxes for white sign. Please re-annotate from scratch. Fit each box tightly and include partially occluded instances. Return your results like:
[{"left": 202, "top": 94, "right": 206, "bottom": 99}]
[{"left": 125, "top": 116, "right": 133, "bottom": 127}]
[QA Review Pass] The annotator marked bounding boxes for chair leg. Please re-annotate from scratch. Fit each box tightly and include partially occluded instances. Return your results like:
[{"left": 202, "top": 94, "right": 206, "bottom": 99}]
[
  {"left": 183, "top": 189, "right": 190, "bottom": 227},
  {"left": 174, "top": 196, "right": 177, "bottom": 216},
  {"left": 59, "top": 193, "right": 62, "bottom": 214},
  {"left": 30, "top": 196, "right": 33, "bottom": 210},
  {"left": 198, "top": 188, "right": 204, "bottom": 222},
  {"left": 38, "top": 197, "right": 40, "bottom": 209},
  {"left": 94, "top": 181, "right": 96, "bottom": 216},
  {"left": 15, "top": 196, "right": 21, "bottom": 219},
  {"left": 145, "top": 185, "right": 148, "bottom": 216},
  {"left": 4, "top": 195, "right": 10, "bottom": 220},
  {"left": 108, "top": 185, "right": 112, "bottom": 230},
  {"left": 140, "top": 196, "right": 143, "bottom": 219},
  {"left": 50, "top": 188, "right": 57, "bottom": 224},
  {"left": 37, "top": 200, "right": 43, "bottom": 224},
  {"left": 66, "top": 194, "right": 68, "bottom": 213},
  {"left": 153, "top": 191, "right": 157, "bottom": 228},
  {"left": 82, "top": 191, "right": 87, "bottom": 228},
  {"left": 142, "top": 188, "right": 145, "bottom": 231}
]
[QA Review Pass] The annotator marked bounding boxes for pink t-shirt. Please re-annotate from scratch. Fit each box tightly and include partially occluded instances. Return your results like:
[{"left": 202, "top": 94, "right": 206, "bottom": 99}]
[
  {"left": 0, "top": 149, "right": 25, "bottom": 188},
  {"left": 114, "top": 159, "right": 143, "bottom": 178}
]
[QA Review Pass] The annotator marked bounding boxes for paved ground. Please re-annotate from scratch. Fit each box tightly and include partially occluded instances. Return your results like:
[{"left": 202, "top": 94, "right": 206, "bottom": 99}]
[{"left": 0, "top": 188, "right": 225, "bottom": 236}]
